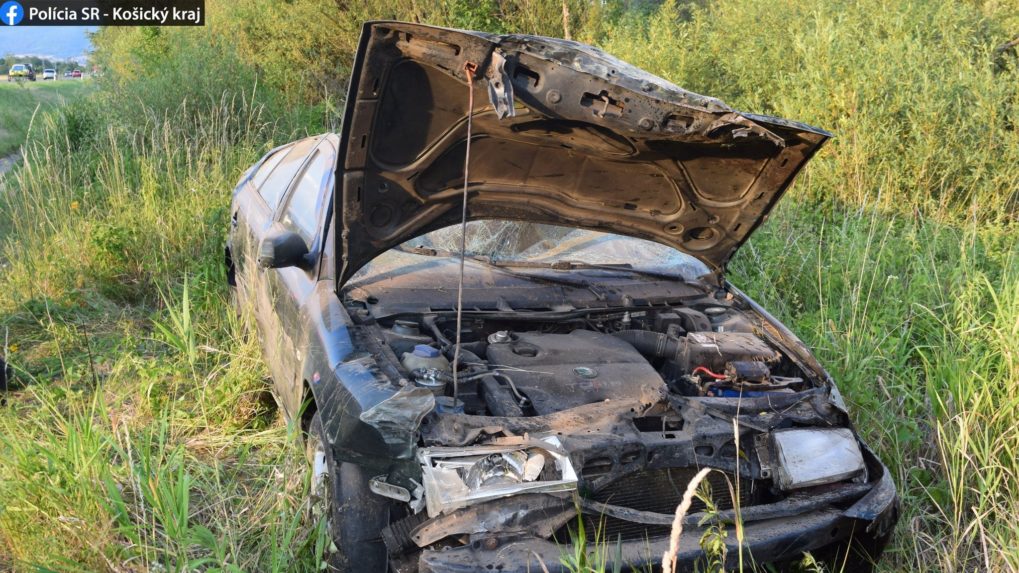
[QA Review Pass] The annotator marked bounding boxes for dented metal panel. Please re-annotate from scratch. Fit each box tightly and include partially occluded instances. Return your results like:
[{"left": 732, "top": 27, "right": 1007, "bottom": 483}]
[{"left": 335, "top": 22, "right": 831, "bottom": 286}]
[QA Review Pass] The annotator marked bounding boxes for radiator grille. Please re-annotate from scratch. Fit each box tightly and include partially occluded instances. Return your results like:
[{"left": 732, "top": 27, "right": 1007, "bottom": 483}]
[{"left": 556, "top": 467, "right": 757, "bottom": 542}]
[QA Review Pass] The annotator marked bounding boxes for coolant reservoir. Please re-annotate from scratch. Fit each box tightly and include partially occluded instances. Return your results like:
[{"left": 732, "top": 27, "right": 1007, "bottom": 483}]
[
  {"left": 703, "top": 306, "right": 754, "bottom": 333},
  {"left": 402, "top": 344, "right": 451, "bottom": 373},
  {"left": 384, "top": 320, "right": 434, "bottom": 356}
]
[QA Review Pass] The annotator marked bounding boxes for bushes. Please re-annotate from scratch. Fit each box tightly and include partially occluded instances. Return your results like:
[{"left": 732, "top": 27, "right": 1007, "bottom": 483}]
[
  {"left": 1, "top": 0, "right": 1018, "bottom": 570},
  {"left": 598, "top": 1, "right": 1019, "bottom": 568},
  {"left": 597, "top": 0, "right": 1019, "bottom": 221},
  {"left": 90, "top": 26, "right": 279, "bottom": 134}
]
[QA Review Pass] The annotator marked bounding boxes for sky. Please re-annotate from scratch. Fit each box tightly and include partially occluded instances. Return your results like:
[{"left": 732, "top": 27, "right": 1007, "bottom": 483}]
[{"left": 0, "top": 26, "right": 94, "bottom": 60}]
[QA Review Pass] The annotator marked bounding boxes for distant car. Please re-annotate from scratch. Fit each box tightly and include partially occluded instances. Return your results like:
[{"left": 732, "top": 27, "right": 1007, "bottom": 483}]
[
  {"left": 42, "top": 69, "right": 56, "bottom": 81},
  {"left": 71, "top": 70, "right": 82, "bottom": 79},
  {"left": 7, "top": 64, "right": 35, "bottom": 82},
  {"left": 63, "top": 71, "right": 73, "bottom": 78}
]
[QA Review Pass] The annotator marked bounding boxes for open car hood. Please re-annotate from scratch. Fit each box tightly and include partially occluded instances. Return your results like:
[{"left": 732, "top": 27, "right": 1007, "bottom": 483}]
[{"left": 336, "top": 22, "right": 831, "bottom": 286}]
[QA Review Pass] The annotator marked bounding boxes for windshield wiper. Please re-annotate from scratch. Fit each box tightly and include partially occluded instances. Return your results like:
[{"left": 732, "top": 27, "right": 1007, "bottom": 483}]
[{"left": 490, "top": 259, "right": 706, "bottom": 288}]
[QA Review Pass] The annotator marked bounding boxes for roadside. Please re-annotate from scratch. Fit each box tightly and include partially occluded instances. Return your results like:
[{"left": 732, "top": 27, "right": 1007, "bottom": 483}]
[
  {"left": 0, "top": 80, "right": 93, "bottom": 156},
  {"left": 0, "top": 152, "right": 19, "bottom": 177}
]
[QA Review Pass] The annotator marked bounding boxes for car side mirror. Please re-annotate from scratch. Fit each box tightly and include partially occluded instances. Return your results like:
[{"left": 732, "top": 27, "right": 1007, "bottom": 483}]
[{"left": 258, "top": 229, "right": 311, "bottom": 270}]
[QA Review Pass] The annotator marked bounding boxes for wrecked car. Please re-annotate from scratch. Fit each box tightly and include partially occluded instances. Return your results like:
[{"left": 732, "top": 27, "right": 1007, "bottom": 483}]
[{"left": 225, "top": 21, "right": 898, "bottom": 572}]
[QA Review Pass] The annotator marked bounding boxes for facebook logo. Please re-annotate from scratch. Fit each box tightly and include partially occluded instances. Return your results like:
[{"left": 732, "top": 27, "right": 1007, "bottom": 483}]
[{"left": 1, "top": 0, "right": 23, "bottom": 26}]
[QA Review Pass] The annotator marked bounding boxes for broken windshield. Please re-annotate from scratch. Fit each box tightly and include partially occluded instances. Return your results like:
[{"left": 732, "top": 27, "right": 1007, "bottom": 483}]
[{"left": 350, "top": 222, "right": 711, "bottom": 284}]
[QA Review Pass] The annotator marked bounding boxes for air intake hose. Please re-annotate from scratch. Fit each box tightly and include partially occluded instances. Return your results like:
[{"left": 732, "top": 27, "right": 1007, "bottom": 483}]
[{"left": 612, "top": 330, "right": 682, "bottom": 359}]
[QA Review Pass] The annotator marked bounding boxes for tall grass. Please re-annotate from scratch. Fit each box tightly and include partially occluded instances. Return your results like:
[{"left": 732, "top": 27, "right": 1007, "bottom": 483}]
[
  {"left": 0, "top": 0, "right": 1016, "bottom": 571},
  {"left": 729, "top": 199, "right": 1019, "bottom": 571},
  {"left": 0, "top": 83, "right": 327, "bottom": 569},
  {"left": 0, "top": 81, "right": 94, "bottom": 155},
  {"left": 593, "top": 1, "right": 1019, "bottom": 569}
]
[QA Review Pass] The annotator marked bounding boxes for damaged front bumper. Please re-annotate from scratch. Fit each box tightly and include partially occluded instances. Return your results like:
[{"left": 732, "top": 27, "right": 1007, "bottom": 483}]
[
  {"left": 411, "top": 465, "right": 898, "bottom": 572},
  {"left": 419, "top": 509, "right": 856, "bottom": 572},
  {"left": 384, "top": 392, "right": 898, "bottom": 572}
]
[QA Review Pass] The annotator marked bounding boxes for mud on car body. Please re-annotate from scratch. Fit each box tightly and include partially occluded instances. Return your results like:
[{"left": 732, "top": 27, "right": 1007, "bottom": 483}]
[{"left": 226, "top": 21, "right": 899, "bottom": 572}]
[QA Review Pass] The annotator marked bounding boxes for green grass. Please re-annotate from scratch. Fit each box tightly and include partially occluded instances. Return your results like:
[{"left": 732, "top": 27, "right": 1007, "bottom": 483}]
[
  {"left": 0, "top": 80, "right": 94, "bottom": 156},
  {"left": 0, "top": 0, "right": 1017, "bottom": 571},
  {"left": 600, "top": 1, "right": 1019, "bottom": 569},
  {"left": 0, "top": 92, "right": 328, "bottom": 570}
]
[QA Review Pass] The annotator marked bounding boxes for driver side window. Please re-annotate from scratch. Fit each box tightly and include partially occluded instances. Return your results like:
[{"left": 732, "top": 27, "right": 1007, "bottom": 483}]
[
  {"left": 257, "top": 137, "right": 318, "bottom": 209},
  {"left": 278, "top": 141, "right": 335, "bottom": 244}
]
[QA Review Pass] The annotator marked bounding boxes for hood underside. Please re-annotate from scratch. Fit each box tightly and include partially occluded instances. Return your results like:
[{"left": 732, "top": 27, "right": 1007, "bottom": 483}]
[{"left": 336, "top": 22, "right": 831, "bottom": 286}]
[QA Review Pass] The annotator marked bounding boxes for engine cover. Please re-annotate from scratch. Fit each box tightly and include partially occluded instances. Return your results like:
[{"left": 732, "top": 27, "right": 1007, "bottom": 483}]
[{"left": 486, "top": 330, "right": 667, "bottom": 415}]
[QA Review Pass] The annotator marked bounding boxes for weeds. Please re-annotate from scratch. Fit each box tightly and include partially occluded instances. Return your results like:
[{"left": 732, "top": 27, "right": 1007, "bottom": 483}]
[
  {"left": 696, "top": 481, "right": 729, "bottom": 573},
  {"left": 0, "top": 0, "right": 1017, "bottom": 571},
  {"left": 559, "top": 508, "right": 628, "bottom": 573},
  {"left": 153, "top": 275, "right": 198, "bottom": 368}
]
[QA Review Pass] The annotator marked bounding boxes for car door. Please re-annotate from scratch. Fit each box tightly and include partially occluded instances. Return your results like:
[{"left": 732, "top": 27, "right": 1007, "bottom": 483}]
[
  {"left": 230, "top": 137, "right": 320, "bottom": 396},
  {"left": 263, "top": 136, "right": 338, "bottom": 417},
  {"left": 229, "top": 142, "right": 289, "bottom": 305}
]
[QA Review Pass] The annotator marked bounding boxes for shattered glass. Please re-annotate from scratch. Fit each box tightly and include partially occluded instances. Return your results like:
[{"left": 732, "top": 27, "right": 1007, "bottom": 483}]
[{"left": 351, "top": 221, "right": 711, "bottom": 283}]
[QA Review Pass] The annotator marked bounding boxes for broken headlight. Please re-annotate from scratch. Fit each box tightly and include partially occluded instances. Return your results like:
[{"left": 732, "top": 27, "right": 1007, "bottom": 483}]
[
  {"left": 763, "top": 427, "right": 867, "bottom": 491},
  {"left": 418, "top": 436, "right": 577, "bottom": 517}
]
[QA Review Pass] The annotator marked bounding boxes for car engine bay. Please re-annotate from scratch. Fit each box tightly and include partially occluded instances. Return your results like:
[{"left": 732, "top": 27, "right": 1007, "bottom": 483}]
[
  {"left": 380, "top": 302, "right": 806, "bottom": 416},
  {"left": 333, "top": 289, "right": 891, "bottom": 568}
]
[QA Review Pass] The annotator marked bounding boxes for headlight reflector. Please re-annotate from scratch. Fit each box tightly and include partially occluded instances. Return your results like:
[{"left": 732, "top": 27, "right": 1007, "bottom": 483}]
[
  {"left": 418, "top": 436, "right": 577, "bottom": 517},
  {"left": 771, "top": 427, "right": 866, "bottom": 490}
]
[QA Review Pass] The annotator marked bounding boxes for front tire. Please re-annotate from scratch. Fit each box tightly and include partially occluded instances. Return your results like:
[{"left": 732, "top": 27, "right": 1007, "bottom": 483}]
[{"left": 306, "top": 411, "right": 391, "bottom": 572}]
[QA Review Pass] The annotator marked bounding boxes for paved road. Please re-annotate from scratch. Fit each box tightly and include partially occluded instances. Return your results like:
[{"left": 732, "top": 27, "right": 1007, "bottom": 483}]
[{"left": 0, "top": 152, "right": 20, "bottom": 181}]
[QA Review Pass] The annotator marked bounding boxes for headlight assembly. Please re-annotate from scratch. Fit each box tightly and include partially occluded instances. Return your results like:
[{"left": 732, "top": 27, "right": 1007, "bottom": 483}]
[
  {"left": 762, "top": 427, "right": 867, "bottom": 491},
  {"left": 418, "top": 436, "right": 577, "bottom": 517}
]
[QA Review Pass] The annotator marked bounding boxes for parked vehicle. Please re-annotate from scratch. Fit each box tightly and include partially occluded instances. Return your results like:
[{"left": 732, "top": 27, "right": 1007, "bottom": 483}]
[
  {"left": 63, "top": 71, "right": 73, "bottom": 78},
  {"left": 41, "top": 68, "right": 56, "bottom": 80},
  {"left": 70, "top": 70, "right": 82, "bottom": 79},
  {"left": 7, "top": 64, "right": 35, "bottom": 81},
  {"left": 226, "top": 22, "right": 899, "bottom": 572}
]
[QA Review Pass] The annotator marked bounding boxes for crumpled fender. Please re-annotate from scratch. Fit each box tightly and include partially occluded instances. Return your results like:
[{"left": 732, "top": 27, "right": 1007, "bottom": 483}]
[{"left": 844, "top": 445, "right": 900, "bottom": 537}]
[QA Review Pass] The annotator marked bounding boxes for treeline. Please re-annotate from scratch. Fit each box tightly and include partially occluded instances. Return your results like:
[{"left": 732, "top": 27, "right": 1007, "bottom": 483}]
[
  {"left": 90, "top": 0, "right": 1018, "bottom": 219},
  {"left": 90, "top": 0, "right": 617, "bottom": 130}
]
